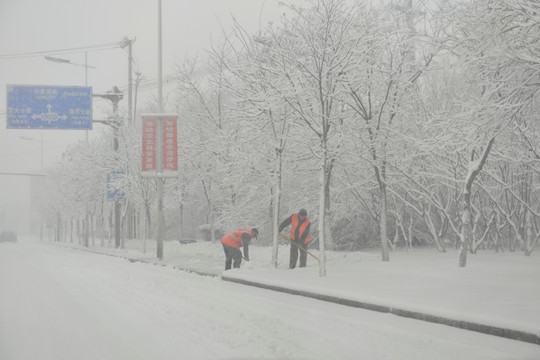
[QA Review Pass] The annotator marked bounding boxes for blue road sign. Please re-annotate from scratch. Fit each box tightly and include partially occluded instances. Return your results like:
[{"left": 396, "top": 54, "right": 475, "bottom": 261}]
[
  {"left": 107, "top": 170, "right": 125, "bottom": 201},
  {"left": 6, "top": 84, "right": 92, "bottom": 129}
]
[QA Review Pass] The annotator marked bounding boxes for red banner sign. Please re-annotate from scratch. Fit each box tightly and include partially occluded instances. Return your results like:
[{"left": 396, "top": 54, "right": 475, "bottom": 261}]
[
  {"left": 142, "top": 117, "right": 157, "bottom": 172},
  {"left": 162, "top": 117, "right": 178, "bottom": 171},
  {"left": 141, "top": 114, "right": 178, "bottom": 176}
]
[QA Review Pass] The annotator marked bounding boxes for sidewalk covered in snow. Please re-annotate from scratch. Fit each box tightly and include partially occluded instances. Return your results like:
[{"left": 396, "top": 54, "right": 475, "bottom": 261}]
[{"left": 67, "top": 238, "right": 540, "bottom": 345}]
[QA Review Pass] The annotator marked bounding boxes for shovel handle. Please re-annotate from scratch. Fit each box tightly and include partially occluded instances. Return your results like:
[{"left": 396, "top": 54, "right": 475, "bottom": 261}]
[{"left": 279, "top": 233, "right": 322, "bottom": 264}]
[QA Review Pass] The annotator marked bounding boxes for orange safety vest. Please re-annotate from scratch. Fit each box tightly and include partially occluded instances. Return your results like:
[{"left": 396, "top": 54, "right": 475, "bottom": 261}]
[
  {"left": 290, "top": 214, "right": 310, "bottom": 244},
  {"left": 221, "top": 229, "right": 254, "bottom": 248}
]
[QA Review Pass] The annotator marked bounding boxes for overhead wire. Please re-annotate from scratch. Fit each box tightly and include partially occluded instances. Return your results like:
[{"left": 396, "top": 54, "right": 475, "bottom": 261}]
[
  {"left": 0, "top": 41, "right": 124, "bottom": 60},
  {"left": 1, "top": 38, "right": 180, "bottom": 118}
]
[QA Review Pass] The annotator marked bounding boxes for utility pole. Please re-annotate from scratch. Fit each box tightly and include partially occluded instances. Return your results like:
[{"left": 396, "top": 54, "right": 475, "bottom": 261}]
[
  {"left": 84, "top": 51, "right": 90, "bottom": 247},
  {"left": 94, "top": 87, "right": 124, "bottom": 248},
  {"left": 128, "top": 41, "right": 133, "bottom": 125},
  {"left": 19, "top": 136, "right": 44, "bottom": 241},
  {"left": 121, "top": 36, "right": 136, "bottom": 240},
  {"left": 121, "top": 36, "right": 136, "bottom": 125},
  {"left": 156, "top": 0, "right": 165, "bottom": 259}
]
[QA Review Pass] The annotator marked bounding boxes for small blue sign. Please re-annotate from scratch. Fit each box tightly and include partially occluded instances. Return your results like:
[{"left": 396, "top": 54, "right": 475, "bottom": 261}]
[
  {"left": 6, "top": 84, "right": 92, "bottom": 129},
  {"left": 107, "top": 171, "right": 125, "bottom": 201}
]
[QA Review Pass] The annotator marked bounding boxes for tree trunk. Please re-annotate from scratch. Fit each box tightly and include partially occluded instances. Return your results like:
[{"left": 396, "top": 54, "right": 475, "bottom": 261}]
[
  {"left": 459, "top": 137, "right": 495, "bottom": 267},
  {"left": 459, "top": 190, "right": 473, "bottom": 267},
  {"left": 424, "top": 210, "right": 446, "bottom": 252},
  {"left": 380, "top": 183, "right": 390, "bottom": 262},
  {"left": 272, "top": 149, "right": 283, "bottom": 268},
  {"left": 90, "top": 213, "right": 95, "bottom": 247},
  {"left": 318, "top": 138, "right": 328, "bottom": 277},
  {"left": 178, "top": 199, "right": 184, "bottom": 242},
  {"left": 324, "top": 160, "right": 334, "bottom": 251}
]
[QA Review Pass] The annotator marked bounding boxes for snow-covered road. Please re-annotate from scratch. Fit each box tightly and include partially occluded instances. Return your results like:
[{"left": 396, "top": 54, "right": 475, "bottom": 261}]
[{"left": 1, "top": 240, "right": 538, "bottom": 360}]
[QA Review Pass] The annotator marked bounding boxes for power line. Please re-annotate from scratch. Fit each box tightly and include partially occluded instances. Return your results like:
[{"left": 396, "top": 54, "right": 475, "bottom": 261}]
[{"left": 0, "top": 41, "right": 124, "bottom": 60}]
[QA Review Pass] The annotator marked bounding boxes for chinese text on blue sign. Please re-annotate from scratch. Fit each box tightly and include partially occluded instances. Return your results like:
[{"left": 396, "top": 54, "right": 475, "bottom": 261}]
[{"left": 6, "top": 85, "right": 92, "bottom": 129}]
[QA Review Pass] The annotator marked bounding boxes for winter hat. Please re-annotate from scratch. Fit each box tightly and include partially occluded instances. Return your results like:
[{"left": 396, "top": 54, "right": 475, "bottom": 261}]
[{"left": 299, "top": 209, "right": 307, "bottom": 216}]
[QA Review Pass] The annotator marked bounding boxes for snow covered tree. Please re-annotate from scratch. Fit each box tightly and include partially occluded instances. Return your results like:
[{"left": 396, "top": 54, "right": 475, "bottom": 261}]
[
  {"left": 339, "top": 0, "right": 439, "bottom": 261},
  {"left": 253, "top": 0, "right": 365, "bottom": 275},
  {"left": 216, "top": 18, "right": 299, "bottom": 265},
  {"left": 424, "top": 0, "right": 540, "bottom": 266}
]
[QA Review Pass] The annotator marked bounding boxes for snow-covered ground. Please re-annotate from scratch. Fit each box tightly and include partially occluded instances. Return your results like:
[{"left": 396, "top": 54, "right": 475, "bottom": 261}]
[
  {"left": 105, "top": 236, "right": 540, "bottom": 335},
  {"left": 1, "top": 236, "right": 539, "bottom": 360}
]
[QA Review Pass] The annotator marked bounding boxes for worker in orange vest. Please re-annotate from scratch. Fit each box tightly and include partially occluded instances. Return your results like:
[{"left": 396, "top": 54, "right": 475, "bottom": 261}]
[
  {"left": 279, "top": 209, "right": 311, "bottom": 269},
  {"left": 221, "top": 228, "right": 258, "bottom": 270}
]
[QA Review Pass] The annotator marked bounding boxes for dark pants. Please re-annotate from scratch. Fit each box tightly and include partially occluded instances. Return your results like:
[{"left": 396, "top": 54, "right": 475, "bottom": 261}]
[
  {"left": 222, "top": 243, "right": 242, "bottom": 270},
  {"left": 289, "top": 239, "right": 308, "bottom": 269}
]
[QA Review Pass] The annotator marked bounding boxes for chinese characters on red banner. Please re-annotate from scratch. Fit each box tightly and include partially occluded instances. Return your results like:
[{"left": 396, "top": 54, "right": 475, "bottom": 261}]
[
  {"left": 163, "top": 118, "right": 178, "bottom": 171},
  {"left": 142, "top": 117, "right": 157, "bottom": 172},
  {"left": 141, "top": 115, "right": 178, "bottom": 175}
]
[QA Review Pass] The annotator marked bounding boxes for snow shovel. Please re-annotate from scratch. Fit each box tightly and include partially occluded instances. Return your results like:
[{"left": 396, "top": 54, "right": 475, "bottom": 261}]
[{"left": 279, "top": 233, "right": 324, "bottom": 264}]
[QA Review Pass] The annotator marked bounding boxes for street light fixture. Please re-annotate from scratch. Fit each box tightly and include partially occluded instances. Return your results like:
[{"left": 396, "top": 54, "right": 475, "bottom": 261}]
[
  {"left": 44, "top": 54, "right": 95, "bottom": 90},
  {"left": 44, "top": 56, "right": 70, "bottom": 64},
  {"left": 44, "top": 55, "right": 96, "bottom": 68}
]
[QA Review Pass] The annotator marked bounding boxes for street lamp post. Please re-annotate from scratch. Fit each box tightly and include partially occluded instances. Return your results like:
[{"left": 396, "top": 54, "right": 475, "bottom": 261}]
[
  {"left": 19, "top": 135, "right": 44, "bottom": 241},
  {"left": 157, "top": 0, "right": 165, "bottom": 259},
  {"left": 44, "top": 40, "right": 133, "bottom": 248},
  {"left": 120, "top": 36, "right": 136, "bottom": 125},
  {"left": 19, "top": 135, "right": 43, "bottom": 174},
  {"left": 45, "top": 54, "right": 95, "bottom": 246},
  {"left": 120, "top": 36, "right": 136, "bottom": 241}
]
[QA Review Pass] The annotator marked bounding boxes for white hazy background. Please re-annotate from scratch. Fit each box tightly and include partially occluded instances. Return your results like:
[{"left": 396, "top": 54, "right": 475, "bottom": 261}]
[{"left": 0, "top": 0, "right": 292, "bottom": 233}]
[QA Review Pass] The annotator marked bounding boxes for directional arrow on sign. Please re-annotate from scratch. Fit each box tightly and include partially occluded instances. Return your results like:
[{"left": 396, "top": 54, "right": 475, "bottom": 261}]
[{"left": 29, "top": 104, "right": 67, "bottom": 124}]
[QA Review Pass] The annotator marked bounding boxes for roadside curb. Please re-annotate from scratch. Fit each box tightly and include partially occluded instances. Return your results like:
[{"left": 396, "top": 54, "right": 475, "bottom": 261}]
[{"left": 221, "top": 274, "right": 540, "bottom": 346}]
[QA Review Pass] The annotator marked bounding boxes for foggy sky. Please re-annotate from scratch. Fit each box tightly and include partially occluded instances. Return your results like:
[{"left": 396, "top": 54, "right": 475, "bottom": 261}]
[{"left": 0, "top": 0, "right": 291, "bottom": 233}]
